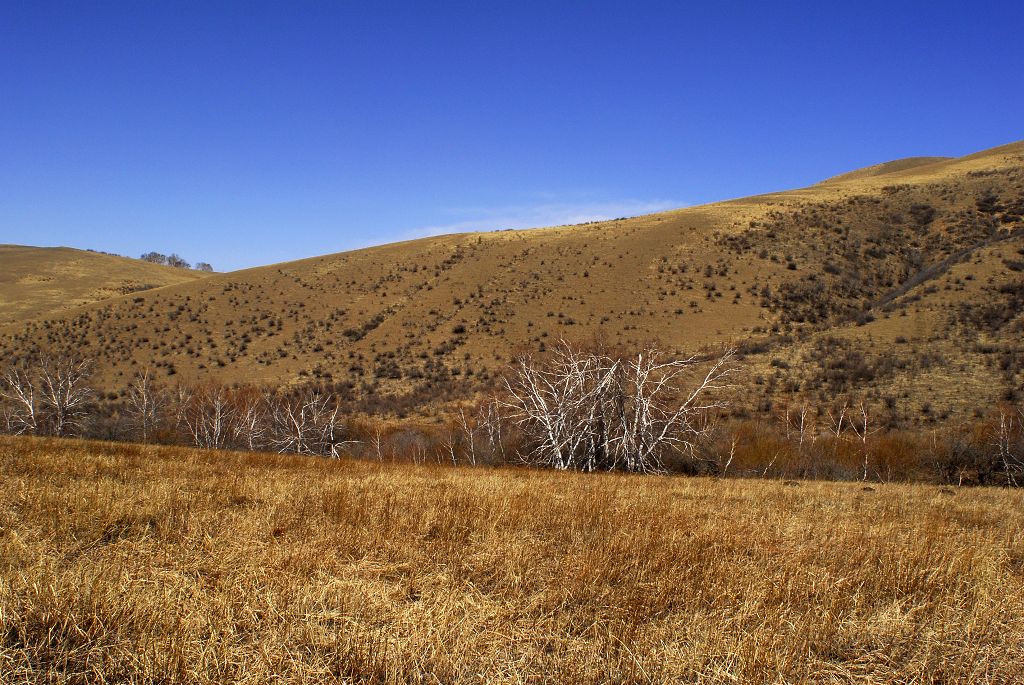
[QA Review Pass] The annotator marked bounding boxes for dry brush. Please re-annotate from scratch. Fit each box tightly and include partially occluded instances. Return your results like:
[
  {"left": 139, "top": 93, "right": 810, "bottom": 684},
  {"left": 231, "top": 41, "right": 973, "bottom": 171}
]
[{"left": 1, "top": 436, "right": 1023, "bottom": 683}]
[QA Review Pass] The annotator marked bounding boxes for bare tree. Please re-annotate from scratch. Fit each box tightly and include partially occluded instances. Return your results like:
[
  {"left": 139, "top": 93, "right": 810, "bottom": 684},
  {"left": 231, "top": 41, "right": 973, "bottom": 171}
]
[
  {"left": 849, "top": 401, "right": 879, "bottom": 481},
  {"left": 781, "top": 401, "right": 816, "bottom": 477},
  {"left": 268, "top": 390, "right": 350, "bottom": 456},
  {"left": 720, "top": 433, "right": 738, "bottom": 477},
  {"left": 370, "top": 424, "right": 385, "bottom": 461},
  {"left": 1, "top": 402, "right": 13, "bottom": 434},
  {"left": 796, "top": 405, "right": 814, "bottom": 453},
  {"left": 233, "top": 387, "right": 269, "bottom": 451},
  {"left": 696, "top": 418, "right": 739, "bottom": 478},
  {"left": 37, "top": 357, "right": 94, "bottom": 437},
  {"left": 1, "top": 357, "right": 93, "bottom": 437},
  {"left": 503, "top": 342, "right": 615, "bottom": 471},
  {"left": 171, "top": 384, "right": 194, "bottom": 436},
  {"left": 125, "top": 369, "right": 165, "bottom": 442},
  {"left": 182, "top": 385, "right": 233, "bottom": 449},
  {"left": 503, "top": 340, "right": 735, "bottom": 473},
  {"left": 312, "top": 395, "right": 349, "bottom": 457},
  {"left": 826, "top": 402, "right": 848, "bottom": 439},
  {"left": 993, "top": 408, "right": 1024, "bottom": 487},
  {"left": 476, "top": 396, "right": 507, "bottom": 463},
  {"left": 269, "top": 392, "right": 317, "bottom": 454},
  {"left": 444, "top": 400, "right": 505, "bottom": 466},
  {"left": 457, "top": 408, "right": 478, "bottom": 466},
  {"left": 608, "top": 347, "right": 736, "bottom": 473},
  {"left": 442, "top": 429, "right": 459, "bottom": 466},
  {"left": 0, "top": 364, "right": 41, "bottom": 435}
]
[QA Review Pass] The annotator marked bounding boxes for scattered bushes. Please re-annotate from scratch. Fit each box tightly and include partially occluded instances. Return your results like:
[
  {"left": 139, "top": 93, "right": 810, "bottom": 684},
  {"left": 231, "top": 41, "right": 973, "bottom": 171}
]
[
  {"left": 698, "top": 403, "right": 1024, "bottom": 486},
  {"left": 3, "top": 347, "right": 1023, "bottom": 486}
]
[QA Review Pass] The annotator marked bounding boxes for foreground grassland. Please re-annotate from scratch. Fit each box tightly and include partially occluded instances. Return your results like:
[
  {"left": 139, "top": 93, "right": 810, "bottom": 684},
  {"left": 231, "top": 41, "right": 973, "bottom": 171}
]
[{"left": 1, "top": 437, "right": 1023, "bottom": 683}]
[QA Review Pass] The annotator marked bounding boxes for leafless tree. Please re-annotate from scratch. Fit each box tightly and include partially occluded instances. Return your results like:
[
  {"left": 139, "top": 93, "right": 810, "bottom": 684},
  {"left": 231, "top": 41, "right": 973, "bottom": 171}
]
[
  {"left": 0, "top": 364, "right": 41, "bottom": 435},
  {"left": 703, "top": 430, "right": 737, "bottom": 478},
  {"left": 476, "top": 396, "right": 507, "bottom": 463},
  {"left": 796, "top": 405, "right": 814, "bottom": 453},
  {"left": 171, "top": 384, "right": 194, "bottom": 435},
  {"left": 609, "top": 347, "right": 736, "bottom": 473},
  {"left": 781, "top": 401, "right": 816, "bottom": 477},
  {"left": 233, "top": 388, "right": 269, "bottom": 451},
  {"left": 183, "top": 385, "right": 233, "bottom": 449},
  {"left": 268, "top": 390, "right": 350, "bottom": 456},
  {"left": 269, "top": 392, "right": 317, "bottom": 454},
  {"left": 37, "top": 357, "right": 94, "bottom": 437},
  {"left": 444, "top": 400, "right": 504, "bottom": 466},
  {"left": 826, "top": 402, "right": 848, "bottom": 439},
  {"left": 1, "top": 357, "right": 93, "bottom": 437},
  {"left": 370, "top": 424, "right": 385, "bottom": 461},
  {"left": 442, "top": 429, "right": 459, "bottom": 466},
  {"left": 503, "top": 340, "right": 735, "bottom": 473},
  {"left": 313, "top": 397, "right": 350, "bottom": 457},
  {"left": 457, "top": 408, "right": 478, "bottom": 466},
  {"left": 849, "top": 401, "right": 879, "bottom": 481},
  {"left": 503, "top": 342, "right": 616, "bottom": 471},
  {"left": 1, "top": 403, "right": 12, "bottom": 434},
  {"left": 125, "top": 369, "right": 165, "bottom": 442},
  {"left": 993, "top": 408, "right": 1024, "bottom": 487}
]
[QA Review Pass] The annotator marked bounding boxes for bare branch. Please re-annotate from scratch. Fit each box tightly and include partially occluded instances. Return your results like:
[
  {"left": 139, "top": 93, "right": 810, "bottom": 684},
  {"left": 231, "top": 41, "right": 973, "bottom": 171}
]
[{"left": 502, "top": 340, "right": 736, "bottom": 473}]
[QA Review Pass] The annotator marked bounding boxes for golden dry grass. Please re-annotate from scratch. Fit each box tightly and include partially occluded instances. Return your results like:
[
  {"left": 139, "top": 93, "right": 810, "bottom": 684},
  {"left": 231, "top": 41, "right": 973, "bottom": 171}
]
[
  {"left": 0, "top": 245, "right": 209, "bottom": 326},
  {"left": 2, "top": 436, "right": 1023, "bottom": 683}
]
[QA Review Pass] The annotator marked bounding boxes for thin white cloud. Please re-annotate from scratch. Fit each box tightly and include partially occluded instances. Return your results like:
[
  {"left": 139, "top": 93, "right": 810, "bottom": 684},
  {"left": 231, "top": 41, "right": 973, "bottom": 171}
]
[{"left": 402, "top": 198, "right": 684, "bottom": 241}]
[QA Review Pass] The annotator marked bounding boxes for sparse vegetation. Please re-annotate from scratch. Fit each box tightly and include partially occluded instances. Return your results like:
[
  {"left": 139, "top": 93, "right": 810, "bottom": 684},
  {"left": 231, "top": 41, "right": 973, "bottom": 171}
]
[
  {"left": 4, "top": 144, "right": 1021, "bottom": 425},
  {"left": 0, "top": 245, "right": 210, "bottom": 326},
  {"left": 3, "top": 350, "right": 1023, "bottom": 486}
]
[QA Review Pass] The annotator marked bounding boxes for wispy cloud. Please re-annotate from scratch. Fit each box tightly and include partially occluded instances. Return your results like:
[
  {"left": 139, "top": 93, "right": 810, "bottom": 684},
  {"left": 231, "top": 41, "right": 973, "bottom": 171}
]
[{"left": 401, "top": 198, "right": 684, "bottom": 241}]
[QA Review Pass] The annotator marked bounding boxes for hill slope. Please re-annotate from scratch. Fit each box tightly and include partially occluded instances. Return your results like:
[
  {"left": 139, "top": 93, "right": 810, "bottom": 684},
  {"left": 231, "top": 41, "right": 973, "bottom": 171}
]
[
  {"left": 819, "top": 156, "right": 952, "bottom": 184},
  {"left": 2, "top": 141, "right": 1023, "bottom": 422},
  {"left": 0, "top": 245, "right": 211, "bottom": 326}
]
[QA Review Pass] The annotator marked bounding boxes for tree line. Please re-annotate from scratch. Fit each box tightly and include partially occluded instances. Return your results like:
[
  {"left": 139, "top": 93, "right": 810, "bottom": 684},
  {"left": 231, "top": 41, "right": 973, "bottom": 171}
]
[
  {"left": 2, "top": 342, "right": 1023, "bottom": 485},
  {"left": 140, "top": 252, "right": 213, "bottom": 271}
]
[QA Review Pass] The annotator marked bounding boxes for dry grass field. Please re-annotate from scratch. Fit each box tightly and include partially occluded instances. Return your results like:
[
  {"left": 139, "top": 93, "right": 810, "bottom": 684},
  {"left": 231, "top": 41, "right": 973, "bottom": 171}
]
[{"left": 2, "top": 435, "right": 1023, "bottom": 683}]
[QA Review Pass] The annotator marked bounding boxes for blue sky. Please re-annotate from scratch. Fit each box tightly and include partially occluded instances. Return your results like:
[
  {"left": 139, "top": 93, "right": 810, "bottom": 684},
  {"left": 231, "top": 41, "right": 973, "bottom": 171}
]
[{"left": 2, "top": 1, "right": 1022, "bottom": 271}]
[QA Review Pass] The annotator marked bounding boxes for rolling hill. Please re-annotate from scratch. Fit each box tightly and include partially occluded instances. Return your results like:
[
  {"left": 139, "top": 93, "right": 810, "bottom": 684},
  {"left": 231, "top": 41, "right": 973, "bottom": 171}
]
[
  {"left": 0, "top": 245, "right": 212, "bottom": 326},
  {"left": 2, "top": 141, "right": 1022, "bottom": 423}
]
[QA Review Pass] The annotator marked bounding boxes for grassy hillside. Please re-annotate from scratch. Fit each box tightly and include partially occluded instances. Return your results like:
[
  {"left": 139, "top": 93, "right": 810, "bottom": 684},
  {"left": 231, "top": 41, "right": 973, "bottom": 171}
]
[
  {"left": 818, "top": 156, "right": 952, "bottom": 184},
  {"left": 1, "top": 142, "right": 1022, "bottom": 421},
  {"left": 0, "top": 245, "right": 211, "bottom": 326},
  {"left": 2, "top": 436, "right": 1022, "bottom": 683}
]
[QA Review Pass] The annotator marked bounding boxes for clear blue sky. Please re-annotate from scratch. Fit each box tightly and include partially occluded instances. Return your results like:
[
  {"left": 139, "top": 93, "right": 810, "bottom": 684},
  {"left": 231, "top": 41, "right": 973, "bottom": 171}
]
[{"left": 2, "top": 1, "right": 1021, "bottom": 271}]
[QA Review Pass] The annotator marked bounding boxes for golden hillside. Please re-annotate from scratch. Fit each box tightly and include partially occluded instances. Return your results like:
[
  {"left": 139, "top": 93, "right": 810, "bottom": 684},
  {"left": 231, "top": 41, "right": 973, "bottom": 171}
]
[
  {"left": 0, "top": 245, "right": 211, "bottom": 326},
  {"left": 2, "top": 141, "right": 1022, "bottom": 421}
]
